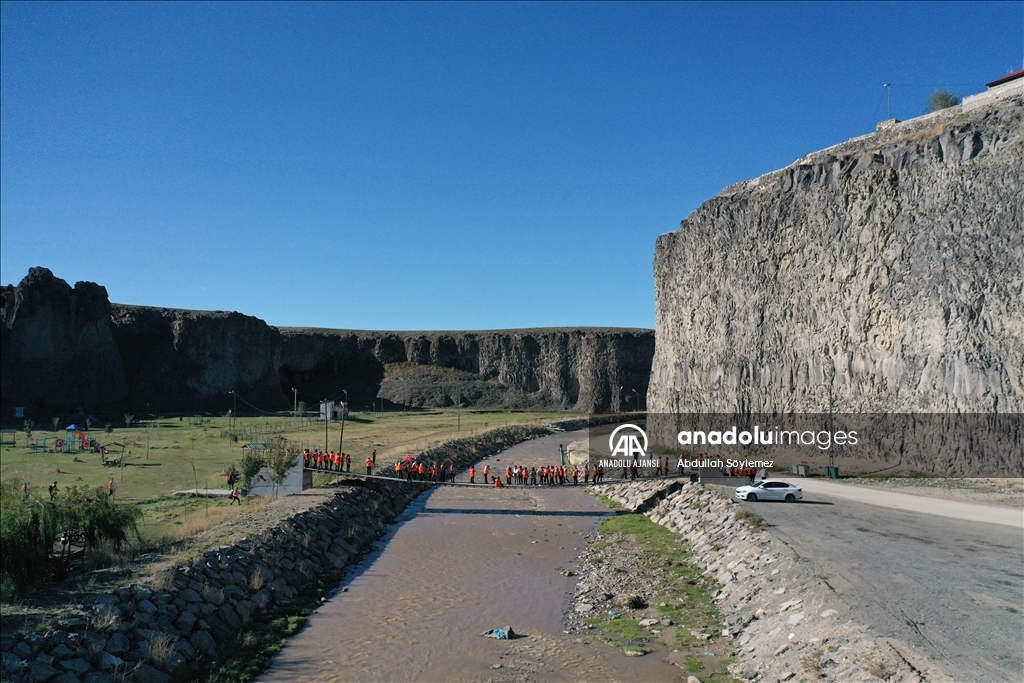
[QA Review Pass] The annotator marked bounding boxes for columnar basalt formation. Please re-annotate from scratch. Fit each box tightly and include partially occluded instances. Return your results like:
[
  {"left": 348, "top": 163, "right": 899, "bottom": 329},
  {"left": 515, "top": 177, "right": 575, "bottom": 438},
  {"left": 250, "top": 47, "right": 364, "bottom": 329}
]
[
  {"left": 648, "top": 95, "right": 1023, "bottom": 472},
  {"left": 1, "top": 267, "right": 128, "bottom": 409},
  {"left": 2, "top": 270, "right": 653, "bottom": 413}
]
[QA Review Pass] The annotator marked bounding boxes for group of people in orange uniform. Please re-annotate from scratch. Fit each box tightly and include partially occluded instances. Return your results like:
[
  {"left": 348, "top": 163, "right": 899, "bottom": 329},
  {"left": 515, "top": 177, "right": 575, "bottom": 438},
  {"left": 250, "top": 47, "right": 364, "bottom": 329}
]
[
  {"left": 463, "top": 463, "right": 607, "bottom": 487},
  {"left": 304, "top": 449, "right": 352, "bottom": 472},
  {"left": 393, "top": 454, "right": 457, "bottom": 482},
  {"left": 729, "top": 466, "right": 757, "bottom": 483}
]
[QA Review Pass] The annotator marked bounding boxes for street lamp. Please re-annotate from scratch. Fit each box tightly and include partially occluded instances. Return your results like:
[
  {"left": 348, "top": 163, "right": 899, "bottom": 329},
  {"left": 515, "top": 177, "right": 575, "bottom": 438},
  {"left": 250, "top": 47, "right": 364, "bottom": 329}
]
[
  {"left": 338, "top": 390, "right": 348, "bottom": 454},
  {"left": 618, "top": 386, "right": 624, "bottom": 413},
  {"left": 229, "top": 390, "right": 236, "bottom": 433},
  {"left": 323, "top": 398, "right": 329, "bottom": 452}
]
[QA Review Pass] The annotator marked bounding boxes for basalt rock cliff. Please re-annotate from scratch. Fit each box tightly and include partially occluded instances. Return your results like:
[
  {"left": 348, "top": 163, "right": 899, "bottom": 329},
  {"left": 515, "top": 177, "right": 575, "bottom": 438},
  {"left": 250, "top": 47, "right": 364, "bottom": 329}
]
[
  {"left": 1, "top": 268, "right": 128, "bottom": 410},
  {"left": 648, "top": 93, "right": 1023, "bottom": 474},
  {"left": 2, "top": 269, "right": 653, "bottom": 414}
]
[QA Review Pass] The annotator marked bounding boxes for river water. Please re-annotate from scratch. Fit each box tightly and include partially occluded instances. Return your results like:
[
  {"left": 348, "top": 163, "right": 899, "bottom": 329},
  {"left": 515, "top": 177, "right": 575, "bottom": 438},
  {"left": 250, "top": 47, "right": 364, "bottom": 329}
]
[{"left": 262, "top": 431, "right": 682, "bottom": 682}]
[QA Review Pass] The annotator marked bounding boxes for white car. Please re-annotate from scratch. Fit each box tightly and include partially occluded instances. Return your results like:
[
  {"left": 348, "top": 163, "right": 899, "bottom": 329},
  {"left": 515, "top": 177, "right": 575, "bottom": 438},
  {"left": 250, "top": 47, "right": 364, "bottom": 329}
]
[{"left": 735, "top": 480, "right": 803, "bottom": 503}]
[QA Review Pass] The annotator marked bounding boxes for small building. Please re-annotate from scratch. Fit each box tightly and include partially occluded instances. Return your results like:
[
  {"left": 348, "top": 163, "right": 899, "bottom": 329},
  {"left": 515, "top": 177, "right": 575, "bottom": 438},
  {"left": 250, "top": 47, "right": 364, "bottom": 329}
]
[
  {"left": 963, "top": 68, "right": 1024, "bottom": 111},
  {"left": 319, "top": 400, "right": 347, "bottom": 421}
]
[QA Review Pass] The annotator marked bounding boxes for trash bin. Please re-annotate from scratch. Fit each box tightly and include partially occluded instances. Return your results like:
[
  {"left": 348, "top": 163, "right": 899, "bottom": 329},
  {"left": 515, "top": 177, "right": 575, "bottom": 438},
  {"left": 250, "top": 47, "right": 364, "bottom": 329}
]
[
  {"left": 793, "top": 463, "right": 809, "bottom": 476},
  {"left": 825, "top": 466, "right": 840, "bottom": 479}
]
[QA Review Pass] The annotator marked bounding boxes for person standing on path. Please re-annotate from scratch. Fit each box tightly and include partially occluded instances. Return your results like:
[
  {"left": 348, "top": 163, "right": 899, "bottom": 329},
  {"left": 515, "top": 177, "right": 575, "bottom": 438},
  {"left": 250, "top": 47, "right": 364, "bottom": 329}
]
[
  {"left": 49, "top": 481, "right": 58, "bottom": 500},
  {"left": 227, "top": 470, "right": 236, "bottom": 489},
  {"left": 483, "top": 465, "right": 490, "bottom": 484},
  {"left": 365, "top": 456, "right": 373, "bottom": 475},
  {"left": 572, "top": 466, "right": 579, "bottom": 486},
  {"left": 345, "top": 453, "right": 352, "bottom": 472},
  {"left": 469, "top": 465, "right": 476, "bottom": 484},
  {"left": 107, "top": 477, "right": 116, "bottom": 498}
]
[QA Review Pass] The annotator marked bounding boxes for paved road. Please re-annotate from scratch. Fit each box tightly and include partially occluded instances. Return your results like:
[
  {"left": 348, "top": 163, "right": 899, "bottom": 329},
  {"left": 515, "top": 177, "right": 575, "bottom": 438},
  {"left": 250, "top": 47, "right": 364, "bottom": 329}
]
[
  {"left": 795, "top": 478, "right": 1023, "bottom": 528},
  {"left": 735, "top": 483, "right": 1024, "bottom": 683}
]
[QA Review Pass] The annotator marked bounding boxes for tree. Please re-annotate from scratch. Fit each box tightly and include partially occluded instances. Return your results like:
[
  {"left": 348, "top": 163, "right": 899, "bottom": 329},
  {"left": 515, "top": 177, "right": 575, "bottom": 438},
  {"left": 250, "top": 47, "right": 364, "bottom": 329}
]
[
  {"left": 144, "top": 420, "right": 158, "bottom": 460},
  {"left": 52, "top": 416, "right": 60, "bottom": 432},
  {"left": 240, "top": 450, "right": 265, "bottom": 493},
  {"left": 927, "top": 90, "right": 960, "bottom": 112},
  {"left": 266, "top": 437, "right": 299, "bottom": 498},
  {"left": 125, "top": 414, "right": 134, "bottom": 429}
]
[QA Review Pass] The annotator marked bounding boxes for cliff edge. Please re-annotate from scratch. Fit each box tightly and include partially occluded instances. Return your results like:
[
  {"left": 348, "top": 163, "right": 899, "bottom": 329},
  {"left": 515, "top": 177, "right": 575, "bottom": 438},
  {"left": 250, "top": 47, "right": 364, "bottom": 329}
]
[{"left": 649, "top": 94, "right": 1023, "bottom": 416}]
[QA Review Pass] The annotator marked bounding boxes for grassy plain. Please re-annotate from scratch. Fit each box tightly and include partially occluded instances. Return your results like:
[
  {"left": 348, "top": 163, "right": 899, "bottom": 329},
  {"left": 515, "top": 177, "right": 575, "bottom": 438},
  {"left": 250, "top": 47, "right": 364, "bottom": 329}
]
[{"left": 0, "top": 408, "right": 575, "bottom": 545}]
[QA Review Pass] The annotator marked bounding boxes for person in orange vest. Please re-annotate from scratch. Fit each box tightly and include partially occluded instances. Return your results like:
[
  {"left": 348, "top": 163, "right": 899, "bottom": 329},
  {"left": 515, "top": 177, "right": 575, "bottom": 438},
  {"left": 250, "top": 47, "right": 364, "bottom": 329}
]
[
  {"left": 505, "top": 466, "right": 513, "bottom": 486},
  {"left": 482, "top": 465, "right": 490, "bottom": 484},
  {"left": 395, "top": 460, "right": 403, "bottom": 479},
  {"left": 493, "top": 476, "right": 503, "bottom": 487},
  {"left": 418, "top": 462, "right": 427, "bottom": 480},
  {"left": 572, "top": 466, "right": 579, "bottom": 486},
  {"left": 583, "top": 464, "right": 591, "bottom": 484},
  {"left": 469, "top": 465, "right": 476, "bottom": 484},
  {"left": 107, "top": 477, "right": 116, "bottom": 498},
  {"left": 365, "top": 456, "right": 373, "bottom": 475}
]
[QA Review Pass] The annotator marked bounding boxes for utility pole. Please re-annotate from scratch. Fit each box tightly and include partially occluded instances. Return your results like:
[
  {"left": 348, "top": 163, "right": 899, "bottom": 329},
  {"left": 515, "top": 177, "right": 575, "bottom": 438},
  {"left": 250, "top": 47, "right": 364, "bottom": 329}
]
[
  {"left": 292, "top": 388, "right": 297, "bottom": 417},
  {"left": 230, "top": 390, "right": 237, "bottom": 434},
  {"left": 338, "top": 390, "right": 347, "bottom": 454},
  {"left": 324, "top": 398, "right": 329, "bottom": 452},
  {"left": 884, "top": 83, "right": 893, "bottom": 119},
  {"left": 618, "top": 386, "right": 624, "bottom": 413}
]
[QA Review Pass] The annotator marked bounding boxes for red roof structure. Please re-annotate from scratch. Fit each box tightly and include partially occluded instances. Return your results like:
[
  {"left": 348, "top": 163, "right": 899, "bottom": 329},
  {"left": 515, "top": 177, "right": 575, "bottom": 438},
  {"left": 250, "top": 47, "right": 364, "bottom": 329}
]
[{"left": 987, "top": 69, "right": 1024, "bottom": 88}]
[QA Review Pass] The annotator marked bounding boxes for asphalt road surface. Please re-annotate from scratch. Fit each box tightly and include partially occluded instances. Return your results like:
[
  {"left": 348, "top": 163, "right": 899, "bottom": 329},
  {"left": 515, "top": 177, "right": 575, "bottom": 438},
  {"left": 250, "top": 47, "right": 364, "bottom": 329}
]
[{"left": 734, "top": 482, "right": 1024, "bottom": 683}]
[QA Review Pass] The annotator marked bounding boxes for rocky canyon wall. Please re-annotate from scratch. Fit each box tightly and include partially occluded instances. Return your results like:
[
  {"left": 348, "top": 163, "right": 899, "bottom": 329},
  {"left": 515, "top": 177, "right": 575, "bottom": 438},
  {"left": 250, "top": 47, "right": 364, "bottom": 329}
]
[
  {"left": 2, "top": 270, "right": 653, "bottom": 415},
  {"left": 648, "top": 94, "right": 1023, "bottom": 473}
]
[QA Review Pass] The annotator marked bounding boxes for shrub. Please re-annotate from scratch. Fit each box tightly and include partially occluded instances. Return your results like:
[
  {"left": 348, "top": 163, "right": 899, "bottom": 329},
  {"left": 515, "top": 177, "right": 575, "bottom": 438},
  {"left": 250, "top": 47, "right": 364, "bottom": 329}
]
[
  {"left": 240, "top": 450, "right": 265, "bottom": 490},
  {"left": 927, "top": 90, "right": 960, "bottom": 112},
  {"left": 0, "top": 480, "right": 142, "bottom": 595}
]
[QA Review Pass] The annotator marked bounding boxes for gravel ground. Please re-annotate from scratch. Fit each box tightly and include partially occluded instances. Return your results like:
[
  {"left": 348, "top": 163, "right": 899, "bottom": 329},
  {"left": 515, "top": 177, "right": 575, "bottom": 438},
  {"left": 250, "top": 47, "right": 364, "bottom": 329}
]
[{"left": 834, "top": 477, "right": 1024, "bottom": 508}]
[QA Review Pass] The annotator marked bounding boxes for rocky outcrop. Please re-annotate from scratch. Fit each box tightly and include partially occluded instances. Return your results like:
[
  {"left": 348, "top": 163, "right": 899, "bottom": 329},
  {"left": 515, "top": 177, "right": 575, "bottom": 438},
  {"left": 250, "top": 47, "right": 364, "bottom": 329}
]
[
  {"left": 1, "top": 267, "right": 128, "bottom": 409},
  {"left": 649, "top": 94, "right": 1023, "bottom": 473},
  {"left": 1, "top": 271, "right": 654, "bottom": 414},
  {"left": 650, "top": 95, "right": 1023, "bottom": 417},
  {"left": 110, "top": 305, "right": 284, "bottom": 411},
  {"left": 277, "top": 326, "right": 654, "bottom": 412}
]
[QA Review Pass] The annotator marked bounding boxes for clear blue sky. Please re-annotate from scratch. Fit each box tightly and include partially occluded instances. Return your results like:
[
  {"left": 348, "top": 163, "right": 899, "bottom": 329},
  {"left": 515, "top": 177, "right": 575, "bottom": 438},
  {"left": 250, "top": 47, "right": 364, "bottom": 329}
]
[{"left": 2, "top": 2, "right": 1021, "bottom": 330}]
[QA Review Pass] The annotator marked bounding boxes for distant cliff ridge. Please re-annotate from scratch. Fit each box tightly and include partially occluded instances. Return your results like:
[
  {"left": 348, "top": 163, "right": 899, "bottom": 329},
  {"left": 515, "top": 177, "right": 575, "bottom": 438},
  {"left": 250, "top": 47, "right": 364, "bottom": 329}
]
[
  {"left": 1, "top": 269, "right": 653, "bottom": 414},
  {"left": 648, "top": 94, "right": 1023, "bottom": 473}
]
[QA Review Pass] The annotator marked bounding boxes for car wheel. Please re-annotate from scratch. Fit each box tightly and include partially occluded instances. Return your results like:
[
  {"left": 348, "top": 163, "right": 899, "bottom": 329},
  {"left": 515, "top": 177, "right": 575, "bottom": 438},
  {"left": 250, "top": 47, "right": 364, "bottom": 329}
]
[
  {"left": 747, "top": 493, "right": 757, "bottom": 502},
  {"left": 785, "top": 494, "right": 795, "bottom": 503}
]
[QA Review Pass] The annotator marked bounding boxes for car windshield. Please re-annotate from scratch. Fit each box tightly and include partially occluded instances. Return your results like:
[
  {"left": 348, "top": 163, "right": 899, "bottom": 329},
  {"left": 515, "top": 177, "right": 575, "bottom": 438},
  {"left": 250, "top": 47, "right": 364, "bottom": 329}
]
[{"left": 749, "top": 481, "right": 765, "bottom": 488}]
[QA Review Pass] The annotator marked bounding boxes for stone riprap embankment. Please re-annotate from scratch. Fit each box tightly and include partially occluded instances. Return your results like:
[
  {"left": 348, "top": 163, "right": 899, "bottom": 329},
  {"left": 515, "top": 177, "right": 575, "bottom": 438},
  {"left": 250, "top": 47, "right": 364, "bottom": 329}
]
[
  {"left": 0, "top": 479, "right": 428, "bottom": 683},
  {"left": 0, "top": 421, "right": 594, "bottom": 683},
  {"left": 590, "top": 480, "right": 944, "bottom": 683}
]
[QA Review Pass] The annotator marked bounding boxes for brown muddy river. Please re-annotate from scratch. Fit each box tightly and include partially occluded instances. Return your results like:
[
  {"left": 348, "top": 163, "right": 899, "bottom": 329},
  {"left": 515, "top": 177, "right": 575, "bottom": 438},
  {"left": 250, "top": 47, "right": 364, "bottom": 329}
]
[{"left": 262, "top": 431, "right": 683, "bottom": 682}]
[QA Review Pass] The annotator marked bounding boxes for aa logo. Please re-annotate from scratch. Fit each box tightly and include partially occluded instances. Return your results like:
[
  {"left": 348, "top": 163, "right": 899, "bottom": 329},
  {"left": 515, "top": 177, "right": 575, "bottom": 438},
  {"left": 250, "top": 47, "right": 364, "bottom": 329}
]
[{"left": 609, "top": 424, "right": 648, "bottom": 458}]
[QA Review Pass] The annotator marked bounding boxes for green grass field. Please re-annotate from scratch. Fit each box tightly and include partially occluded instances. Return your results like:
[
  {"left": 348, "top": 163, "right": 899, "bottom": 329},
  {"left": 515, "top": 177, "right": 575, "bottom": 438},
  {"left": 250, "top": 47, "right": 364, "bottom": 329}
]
[{"left": 0, "top": 408, "right": 575, "bottom": 543}]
